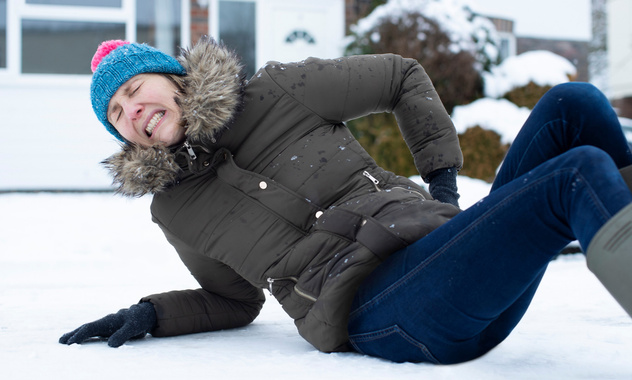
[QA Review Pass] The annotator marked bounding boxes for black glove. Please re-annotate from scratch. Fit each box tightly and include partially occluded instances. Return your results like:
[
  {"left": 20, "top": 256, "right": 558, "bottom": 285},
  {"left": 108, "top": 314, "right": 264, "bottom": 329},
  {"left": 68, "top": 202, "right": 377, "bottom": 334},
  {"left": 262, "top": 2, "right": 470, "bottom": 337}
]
[
  {"left": 59, "top": 302, "right": 157, "bottom": 348},
  {"left": 425, "top": 167, "right": 460, "bottom": 208}
]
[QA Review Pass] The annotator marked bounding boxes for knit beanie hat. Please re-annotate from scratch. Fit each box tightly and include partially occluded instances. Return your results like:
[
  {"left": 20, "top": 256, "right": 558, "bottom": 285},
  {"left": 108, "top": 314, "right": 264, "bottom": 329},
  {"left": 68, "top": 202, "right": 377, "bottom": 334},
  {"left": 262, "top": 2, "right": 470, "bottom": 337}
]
[{"left": 90, "top": 40, "right": 186, "bottom": 142}]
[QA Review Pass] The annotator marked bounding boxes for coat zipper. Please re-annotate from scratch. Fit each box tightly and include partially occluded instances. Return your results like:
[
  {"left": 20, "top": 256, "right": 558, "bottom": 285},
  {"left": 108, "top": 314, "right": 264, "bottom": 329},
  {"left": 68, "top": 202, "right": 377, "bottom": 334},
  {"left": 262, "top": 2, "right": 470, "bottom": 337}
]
[
  {"left": 267, "top": 277, "right": 317, "bottom": 302},
  {"left": 362, "top": 170, "right": 381, "bottom": 192},
  {"left": 183, "top": 141, "right": 198, "bottom": 161},
  {"left": 364, "top": 171, "right": 425, "bottom": 199}
]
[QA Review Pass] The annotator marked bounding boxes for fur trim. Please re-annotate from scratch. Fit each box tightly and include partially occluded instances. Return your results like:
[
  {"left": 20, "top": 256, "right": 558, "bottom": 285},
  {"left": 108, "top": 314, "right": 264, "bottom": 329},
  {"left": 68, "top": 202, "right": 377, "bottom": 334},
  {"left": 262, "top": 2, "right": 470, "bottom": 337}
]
[
  {"left": 102, "top": 144, "right": 181, "bottom": 197},
  {"left": 179, "top": 36, "right": 245, "bottom": 142},
  {"left": 102, "top": 37, "right": 244, "bottom": 196}
]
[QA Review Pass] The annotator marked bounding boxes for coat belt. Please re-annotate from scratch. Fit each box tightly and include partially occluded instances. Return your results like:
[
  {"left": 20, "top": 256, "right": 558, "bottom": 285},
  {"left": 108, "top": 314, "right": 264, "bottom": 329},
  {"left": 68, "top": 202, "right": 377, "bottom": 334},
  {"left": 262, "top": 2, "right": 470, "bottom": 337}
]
[{"left": 313, "top": 208, "right": 407, "bottom": 261}]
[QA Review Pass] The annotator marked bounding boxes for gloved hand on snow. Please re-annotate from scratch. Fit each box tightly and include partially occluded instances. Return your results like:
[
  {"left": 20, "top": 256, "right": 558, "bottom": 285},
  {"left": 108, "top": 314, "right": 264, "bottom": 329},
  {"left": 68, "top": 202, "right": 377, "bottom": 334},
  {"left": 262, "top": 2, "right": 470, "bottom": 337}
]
[{"left": 59, "top": 302, "right": 157, "bottom": 347}]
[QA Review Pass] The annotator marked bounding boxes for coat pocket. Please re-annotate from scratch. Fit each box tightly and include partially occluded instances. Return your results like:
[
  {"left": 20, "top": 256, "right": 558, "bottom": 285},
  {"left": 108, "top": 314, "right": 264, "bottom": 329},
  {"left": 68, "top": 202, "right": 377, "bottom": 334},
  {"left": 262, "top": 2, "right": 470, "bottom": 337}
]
[{"left": 267, "top": 276, "right": 316, "bottom": 319}]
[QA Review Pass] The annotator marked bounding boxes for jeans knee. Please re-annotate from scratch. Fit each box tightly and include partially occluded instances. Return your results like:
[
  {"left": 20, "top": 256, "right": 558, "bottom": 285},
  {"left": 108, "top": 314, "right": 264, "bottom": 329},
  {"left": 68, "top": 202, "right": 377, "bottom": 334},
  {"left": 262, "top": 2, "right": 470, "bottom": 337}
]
[
  {"left": 565, "top": 147, "right": 617, "bottom": 181},
  {"left": 569, "top": 146, "right": 612, "bottom": 165},
  {"left": 548, "top": 82, "right": 600, "bottom": 98},
  {"left": 543, "top": 82, "right": 609, "bottom": 113}
]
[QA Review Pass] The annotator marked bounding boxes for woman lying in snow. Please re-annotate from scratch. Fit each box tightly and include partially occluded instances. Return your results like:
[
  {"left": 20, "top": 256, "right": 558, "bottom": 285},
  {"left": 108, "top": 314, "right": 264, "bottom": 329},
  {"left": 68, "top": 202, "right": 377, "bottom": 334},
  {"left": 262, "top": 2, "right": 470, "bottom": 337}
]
[{"left": 60, "top": 38, "right": 632, "bottom": 364}]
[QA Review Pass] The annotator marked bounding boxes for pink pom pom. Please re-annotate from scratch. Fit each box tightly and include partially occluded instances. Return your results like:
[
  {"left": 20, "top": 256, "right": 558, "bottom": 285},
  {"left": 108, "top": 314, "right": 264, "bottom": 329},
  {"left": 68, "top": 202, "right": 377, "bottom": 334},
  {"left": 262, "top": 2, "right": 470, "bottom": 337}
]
[{"left": 91, "top": 40, "right": 130, "bottom": 73}]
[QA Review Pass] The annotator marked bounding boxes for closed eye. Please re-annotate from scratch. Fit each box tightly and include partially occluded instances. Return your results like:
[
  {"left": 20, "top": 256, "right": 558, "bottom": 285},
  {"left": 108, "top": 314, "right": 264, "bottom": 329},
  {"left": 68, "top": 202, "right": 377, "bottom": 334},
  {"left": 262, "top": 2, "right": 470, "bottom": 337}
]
[
  {"left": 130, "top": 83, "right": 142, "bottom": 96},
  {"left": 107, "top": 104, "right": 122, "bottom": 124},
  {"left": 108, "top": 80, "right": 143, "bottom": 124}
]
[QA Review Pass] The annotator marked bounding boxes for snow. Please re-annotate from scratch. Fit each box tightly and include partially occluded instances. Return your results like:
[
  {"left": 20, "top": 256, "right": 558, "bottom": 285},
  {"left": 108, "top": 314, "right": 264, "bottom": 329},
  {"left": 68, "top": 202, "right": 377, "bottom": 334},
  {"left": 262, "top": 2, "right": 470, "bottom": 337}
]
[
  {"left": 451, "top": 98, "right": 531, "bottom": 144},
  {"left": 483, "top": 50, "right": 577, "bottom": 99},
  {"left": 451, "top": 50, "right": 578, "bottom": 145},
  {"left": 2, "top": 184, "right": 632, "bottom": 379}
]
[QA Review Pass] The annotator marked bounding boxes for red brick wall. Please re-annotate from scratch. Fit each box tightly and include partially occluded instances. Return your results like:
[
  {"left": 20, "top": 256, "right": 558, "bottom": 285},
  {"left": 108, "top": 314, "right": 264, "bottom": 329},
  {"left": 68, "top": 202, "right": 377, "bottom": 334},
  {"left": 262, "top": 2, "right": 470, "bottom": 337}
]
[
  {"left": 190, "top": 0, "right": 209, "bottom": 45},
  {"left": 613, "top": 97, "right": 632, "bottom": 119},
  {"left": 345, "top": 0, "right": 375, "bottom": 33}
]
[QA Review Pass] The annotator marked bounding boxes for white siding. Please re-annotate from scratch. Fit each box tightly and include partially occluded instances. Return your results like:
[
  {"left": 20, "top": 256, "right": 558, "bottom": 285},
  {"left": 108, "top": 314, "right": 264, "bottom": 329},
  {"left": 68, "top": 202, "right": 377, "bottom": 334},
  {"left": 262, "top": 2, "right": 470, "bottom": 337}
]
[
  {"left": 607, "top": 0, "right": 632, "bottom": 99},
  {"left": 1, "top": 76, "right": 120, "bottom": 190}
]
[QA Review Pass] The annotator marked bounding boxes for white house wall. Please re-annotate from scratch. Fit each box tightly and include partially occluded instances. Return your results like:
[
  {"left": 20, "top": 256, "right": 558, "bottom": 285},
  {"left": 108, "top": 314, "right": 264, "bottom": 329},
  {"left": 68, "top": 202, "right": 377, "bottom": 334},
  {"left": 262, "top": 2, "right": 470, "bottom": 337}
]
[
  {"left": 1, "top": 77, "right": 121, "bottom": 190},
  {"left": 607, "top": 0, "right": 632, "bottom": 99}
]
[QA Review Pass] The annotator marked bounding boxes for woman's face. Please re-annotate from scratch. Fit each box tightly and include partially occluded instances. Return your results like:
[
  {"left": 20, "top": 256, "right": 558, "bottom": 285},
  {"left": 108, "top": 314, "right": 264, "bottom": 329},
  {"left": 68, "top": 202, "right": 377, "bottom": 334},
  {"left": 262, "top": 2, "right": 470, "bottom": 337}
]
[{"left": 107, "top": 73, "right": 185, "bottom": 147}]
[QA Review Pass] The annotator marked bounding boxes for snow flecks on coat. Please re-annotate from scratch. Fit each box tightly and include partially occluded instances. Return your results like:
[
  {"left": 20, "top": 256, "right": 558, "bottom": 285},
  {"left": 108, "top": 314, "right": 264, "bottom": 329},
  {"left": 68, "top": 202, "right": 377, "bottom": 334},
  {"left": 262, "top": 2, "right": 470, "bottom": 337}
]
[{"left": 102, "top": 143, "right": 181, "bottom": 197}]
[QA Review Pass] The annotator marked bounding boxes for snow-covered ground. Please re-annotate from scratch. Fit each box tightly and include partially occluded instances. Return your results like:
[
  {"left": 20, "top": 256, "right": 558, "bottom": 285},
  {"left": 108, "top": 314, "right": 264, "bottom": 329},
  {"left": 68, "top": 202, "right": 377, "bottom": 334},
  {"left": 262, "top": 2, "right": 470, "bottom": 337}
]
[{"left": 2, "top": 177, "right": 631, "bottom": 380}]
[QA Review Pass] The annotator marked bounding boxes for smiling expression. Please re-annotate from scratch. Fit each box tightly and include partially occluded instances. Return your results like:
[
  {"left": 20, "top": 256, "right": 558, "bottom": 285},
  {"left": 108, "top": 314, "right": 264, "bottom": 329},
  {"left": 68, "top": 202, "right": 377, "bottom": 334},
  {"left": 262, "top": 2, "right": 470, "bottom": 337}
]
[{"left": 108, "top": 73, "right": 186, "bottom": 147}]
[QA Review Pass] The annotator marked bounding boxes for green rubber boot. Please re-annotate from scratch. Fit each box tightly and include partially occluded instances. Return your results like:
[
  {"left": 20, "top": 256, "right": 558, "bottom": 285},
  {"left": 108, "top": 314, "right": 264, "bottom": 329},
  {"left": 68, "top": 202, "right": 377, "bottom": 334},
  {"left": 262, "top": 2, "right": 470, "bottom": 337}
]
[{"left": 586, "top": 202, "right": 632, "bottom": 318}]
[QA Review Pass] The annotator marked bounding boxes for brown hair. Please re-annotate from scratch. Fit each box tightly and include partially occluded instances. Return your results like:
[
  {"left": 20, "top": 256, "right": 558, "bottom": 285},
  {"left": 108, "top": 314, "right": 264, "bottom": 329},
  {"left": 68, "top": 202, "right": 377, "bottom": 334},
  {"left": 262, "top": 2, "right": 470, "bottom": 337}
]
[
  {"left": 162, "top": 73, "right": 186, "bottom": 94},
  {"left": 162, "top": 73, "right": 187, "bottom": 128}
]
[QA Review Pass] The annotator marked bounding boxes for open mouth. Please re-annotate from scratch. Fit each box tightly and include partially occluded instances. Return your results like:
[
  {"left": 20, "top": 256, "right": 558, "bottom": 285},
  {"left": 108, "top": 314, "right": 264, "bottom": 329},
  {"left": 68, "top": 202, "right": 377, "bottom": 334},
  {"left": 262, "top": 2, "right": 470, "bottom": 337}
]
[{"left": 145, "top": 111, "right": 165, "bottom": 137}]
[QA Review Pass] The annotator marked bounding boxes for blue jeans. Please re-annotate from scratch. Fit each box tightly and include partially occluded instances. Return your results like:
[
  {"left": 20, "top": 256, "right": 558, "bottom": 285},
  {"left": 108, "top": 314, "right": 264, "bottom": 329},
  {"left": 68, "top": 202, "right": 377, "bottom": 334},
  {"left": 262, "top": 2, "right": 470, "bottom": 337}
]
[{"left": 347, "top": 83, "right": 632, "bottom": 364}]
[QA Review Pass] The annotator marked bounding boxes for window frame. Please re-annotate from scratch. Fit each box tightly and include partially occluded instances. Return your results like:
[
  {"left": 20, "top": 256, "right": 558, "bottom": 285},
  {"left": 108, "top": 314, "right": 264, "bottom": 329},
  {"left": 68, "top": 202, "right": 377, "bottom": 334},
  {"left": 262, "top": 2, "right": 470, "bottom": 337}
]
[
  {"left": 209, "top": 0, "right": 257, "bottom": 78},
  {"left": 209, "top": 0, "right": 260, "bottom": 73},
  {"left": 0, "top": 0, "right": 189, "bottom": 85}
]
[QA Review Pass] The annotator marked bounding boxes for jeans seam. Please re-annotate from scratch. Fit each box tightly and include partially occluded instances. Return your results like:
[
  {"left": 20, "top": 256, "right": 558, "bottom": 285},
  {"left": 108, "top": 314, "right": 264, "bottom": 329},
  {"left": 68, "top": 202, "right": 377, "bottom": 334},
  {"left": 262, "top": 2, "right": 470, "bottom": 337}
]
[
  {"left": 349, "top": 325, "right": 440, "bottom": 364},
  {"left": 514, "top": 119, "right": 567, "bottom": 178},
  {"left": 572, "top": 170, "right": 614, "bottom": 238}
]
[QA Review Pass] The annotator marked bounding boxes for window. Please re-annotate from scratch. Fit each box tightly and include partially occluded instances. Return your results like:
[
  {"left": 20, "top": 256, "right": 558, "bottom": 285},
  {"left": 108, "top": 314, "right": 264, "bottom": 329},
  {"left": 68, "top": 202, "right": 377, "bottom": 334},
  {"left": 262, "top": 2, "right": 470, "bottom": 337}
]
[
  {"left": 218, "top": 0, "right": 256, "bottom": 78},
  {"left": 8, "top": 0, "right": 185, "bottom": 76},
  {"left": 499, "top": 38, "right": 510, "bottom": 62},
  {"left": 22, "top": 20, "right": 125, "bottom": 74},
  {"left": 137, "top": 0, "right": 182, "bottom": 57},
  {"left": 1, "top": 0, "right": 6, "bottom": 69},
  {"left": 26, "top": 0, "right": 121, "bottom": 6}
]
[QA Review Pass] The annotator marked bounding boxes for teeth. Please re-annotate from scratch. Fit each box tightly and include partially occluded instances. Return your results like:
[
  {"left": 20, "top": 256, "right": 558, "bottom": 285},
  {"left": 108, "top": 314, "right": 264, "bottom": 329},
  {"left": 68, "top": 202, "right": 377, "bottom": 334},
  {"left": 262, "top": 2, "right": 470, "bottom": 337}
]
[{"left": 146, "top": 111, "right": 165, "bottom": 136}]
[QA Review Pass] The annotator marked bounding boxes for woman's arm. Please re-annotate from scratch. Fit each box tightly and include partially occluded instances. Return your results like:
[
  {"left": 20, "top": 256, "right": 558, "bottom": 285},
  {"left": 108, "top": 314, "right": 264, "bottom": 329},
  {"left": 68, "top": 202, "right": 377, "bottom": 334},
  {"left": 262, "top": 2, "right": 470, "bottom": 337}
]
[
  {"left": 141, "top": 228, "right": 265, "bottom": 337},
  {"left": 260, "top": 54, "right": 463, "bottom": 179}
]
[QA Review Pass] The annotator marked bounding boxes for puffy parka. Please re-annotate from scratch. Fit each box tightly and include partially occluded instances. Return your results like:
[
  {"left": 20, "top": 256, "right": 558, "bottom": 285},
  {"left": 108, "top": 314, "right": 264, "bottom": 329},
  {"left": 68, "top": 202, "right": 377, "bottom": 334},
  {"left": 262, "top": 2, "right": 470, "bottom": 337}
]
[{"left": 103, "top": 38, "right": 462, "bottom": 352}]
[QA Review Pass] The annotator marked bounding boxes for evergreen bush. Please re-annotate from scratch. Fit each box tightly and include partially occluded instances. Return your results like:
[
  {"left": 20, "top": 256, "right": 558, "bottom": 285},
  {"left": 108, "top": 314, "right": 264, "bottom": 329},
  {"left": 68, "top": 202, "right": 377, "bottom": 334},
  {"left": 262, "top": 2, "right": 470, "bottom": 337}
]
[{"left": 457, "top": 126, "right": 509, "bottom": 183}]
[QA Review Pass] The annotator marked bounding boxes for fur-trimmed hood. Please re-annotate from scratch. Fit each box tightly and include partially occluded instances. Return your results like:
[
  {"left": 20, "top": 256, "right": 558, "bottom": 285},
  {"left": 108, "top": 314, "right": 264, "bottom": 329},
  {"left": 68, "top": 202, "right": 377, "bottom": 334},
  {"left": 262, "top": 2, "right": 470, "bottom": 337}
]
[{"left": 102, "top": 37, "right": 245, "bottom": 197}]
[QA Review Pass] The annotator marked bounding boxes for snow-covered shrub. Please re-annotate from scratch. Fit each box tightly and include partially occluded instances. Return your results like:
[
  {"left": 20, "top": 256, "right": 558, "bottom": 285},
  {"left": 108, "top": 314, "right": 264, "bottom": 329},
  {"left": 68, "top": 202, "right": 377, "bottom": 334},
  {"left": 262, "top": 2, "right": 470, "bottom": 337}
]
[
  {"left": 457, "top": 125, "right": 509, "bottom": 182},
  {"left": 347, "top": 0, "right": 499, "bottom": 113},
  {"left": 484, "top": 50, "right": 577, "bottom": 108},
  {"left": 347, "top": 0, "right": 500, "bottom": 71}
]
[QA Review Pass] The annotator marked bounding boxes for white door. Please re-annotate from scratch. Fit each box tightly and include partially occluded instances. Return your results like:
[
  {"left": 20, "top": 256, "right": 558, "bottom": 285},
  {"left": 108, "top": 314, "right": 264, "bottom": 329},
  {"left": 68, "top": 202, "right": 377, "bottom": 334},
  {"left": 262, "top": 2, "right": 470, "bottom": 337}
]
[
  {"left": 210, "top": 0, "right": 344, "bottom": 78},
  {"left": 258, "top": 0, "right": 344, "bottom": 65}
]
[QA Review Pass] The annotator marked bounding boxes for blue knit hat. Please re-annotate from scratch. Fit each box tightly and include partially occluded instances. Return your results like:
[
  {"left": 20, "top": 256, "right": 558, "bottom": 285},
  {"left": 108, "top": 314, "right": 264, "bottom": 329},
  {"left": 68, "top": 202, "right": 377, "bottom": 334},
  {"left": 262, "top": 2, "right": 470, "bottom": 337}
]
[{"left": 90, "top": 40, "right": 186, "bottom": 142}]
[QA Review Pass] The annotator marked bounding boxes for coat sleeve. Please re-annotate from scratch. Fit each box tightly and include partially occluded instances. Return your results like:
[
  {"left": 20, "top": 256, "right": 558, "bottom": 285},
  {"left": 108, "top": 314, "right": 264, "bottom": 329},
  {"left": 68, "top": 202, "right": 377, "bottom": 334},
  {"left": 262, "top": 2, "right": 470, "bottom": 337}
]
[
  {"left": 261, "top": 54, "right": 463, "bottom": 178},
  {"left": 140, "top": 228, "right": 265, "bottom": 337}
]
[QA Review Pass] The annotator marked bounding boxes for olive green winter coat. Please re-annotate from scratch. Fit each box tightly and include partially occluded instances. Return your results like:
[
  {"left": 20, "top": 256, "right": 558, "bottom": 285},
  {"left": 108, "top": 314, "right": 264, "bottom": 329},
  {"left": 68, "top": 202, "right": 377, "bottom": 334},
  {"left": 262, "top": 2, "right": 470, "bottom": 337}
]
[{"left": 103, "top": 37, "right": 462, "bottom": 352}]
